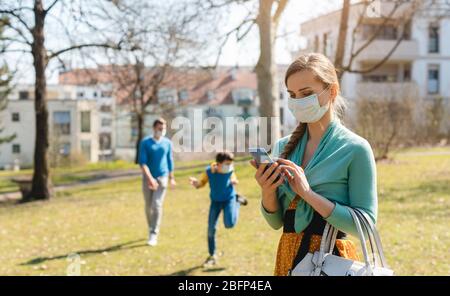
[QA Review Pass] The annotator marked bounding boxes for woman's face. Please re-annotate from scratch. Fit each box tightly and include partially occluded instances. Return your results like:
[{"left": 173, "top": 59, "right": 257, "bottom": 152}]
[{"left": 286, "top": 70, "right": 335, "bottom": 107}]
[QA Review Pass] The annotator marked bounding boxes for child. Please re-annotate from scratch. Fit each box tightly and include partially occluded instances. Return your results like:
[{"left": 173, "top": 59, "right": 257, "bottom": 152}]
[{"left": 189, "top": 152, "right": 248, "bottom": 267}]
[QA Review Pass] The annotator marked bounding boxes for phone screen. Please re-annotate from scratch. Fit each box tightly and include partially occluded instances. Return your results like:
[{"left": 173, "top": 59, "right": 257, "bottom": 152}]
[
  {"left": 249, "top": 147, "right": 273, "bottom": 165},
  {"left": 249, "top": 147, "right": 284, "bottom": 183}
]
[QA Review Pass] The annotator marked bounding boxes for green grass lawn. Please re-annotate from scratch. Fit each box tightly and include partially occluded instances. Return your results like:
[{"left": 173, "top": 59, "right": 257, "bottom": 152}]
[
  {"left": 0, "top": 157, "right": 252, "bottom": 194},
  {"left": 0, "top": 148, "right": 449, "bottom": 275},
  {"left": 0, "top": 160, "right": 138, "bottom": 194}
]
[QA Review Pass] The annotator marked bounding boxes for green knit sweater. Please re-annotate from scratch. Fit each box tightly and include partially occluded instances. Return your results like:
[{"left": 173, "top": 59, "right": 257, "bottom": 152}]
[{"left": 261, "top": 118, "right": 378, "bottom": 236}]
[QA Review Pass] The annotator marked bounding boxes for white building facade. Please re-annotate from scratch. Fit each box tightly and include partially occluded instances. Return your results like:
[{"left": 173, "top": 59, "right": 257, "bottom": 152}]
[
  {"left": 297, "top": 1, "right": 450, "bottom": 130},
  {"left": 0, "top": 84, "right": 114, "bottom": 168}
]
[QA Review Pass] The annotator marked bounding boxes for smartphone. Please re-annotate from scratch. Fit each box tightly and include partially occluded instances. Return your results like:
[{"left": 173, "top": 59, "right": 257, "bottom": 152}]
[
  {"left": 249, "top": 147, "right": 281, "bottom": 183},
  {"left": 249, "top": 147, "right": 274, "bottom": 166}
]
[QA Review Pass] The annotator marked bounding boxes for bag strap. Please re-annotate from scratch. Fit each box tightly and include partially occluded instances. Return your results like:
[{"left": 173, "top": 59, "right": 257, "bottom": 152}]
[
  {"left": 346, "top": 206, "right": 372, "bottom": 271},
  {"left": 354, "top": 208, "right": 389, "bottom": 268},
  {"left": 353, "top": 210, "right": 377, "bottom": 266}
]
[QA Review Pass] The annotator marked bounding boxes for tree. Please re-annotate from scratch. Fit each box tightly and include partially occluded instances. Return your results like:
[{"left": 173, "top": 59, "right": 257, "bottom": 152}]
[
  {"left": 0, "top": 19, "right": 16, "bottom": 146},
  {"left": 85, "top": 0, "right": 213, "bottom": 163},
  {"left": 355, "top": 85, "right": 417, "bottom": 160},
  {"left": 334, "top": 0, "right": 444, "bottom": 79},
  {"left": 202, "top": 0, "right": 289, "bottom": 147},
  {"left": 0, "top": 0, "right": 124, "bottom": 201},
  {"left": 254, "top": 0, "right": 288, "bottom": 146}
]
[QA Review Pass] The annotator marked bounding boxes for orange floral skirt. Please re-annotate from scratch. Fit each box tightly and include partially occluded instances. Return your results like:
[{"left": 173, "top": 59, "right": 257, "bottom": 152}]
[{"left": 274, "top": 197, "right": 359, "bottom": 276}]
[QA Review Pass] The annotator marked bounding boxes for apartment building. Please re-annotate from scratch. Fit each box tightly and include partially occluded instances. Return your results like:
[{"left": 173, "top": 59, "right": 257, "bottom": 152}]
[
  {"left": 59, "top": 66, "right": 297, "bottom": 160},
  {"left": 297, "top": 1, "right": 450, "bottom": 129},
  {"left": 0, "top": 84, "right": 113, "bottom": 168}
]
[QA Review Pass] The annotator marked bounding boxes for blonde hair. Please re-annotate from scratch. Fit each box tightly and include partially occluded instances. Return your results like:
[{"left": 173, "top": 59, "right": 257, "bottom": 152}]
[{"left": 280, "top": 53, "right": 347, "bottom": 159}]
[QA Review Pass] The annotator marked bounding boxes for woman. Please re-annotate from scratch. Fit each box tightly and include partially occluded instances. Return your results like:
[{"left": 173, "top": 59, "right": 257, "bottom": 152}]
[{"left": 251, "top": 53, "right": 377, "bottom": 276}]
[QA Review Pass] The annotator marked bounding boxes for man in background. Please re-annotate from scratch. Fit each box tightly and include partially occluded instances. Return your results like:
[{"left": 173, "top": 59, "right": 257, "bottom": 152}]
[{"left": 138, "top": 118, "right": 176, "bottom": 246}]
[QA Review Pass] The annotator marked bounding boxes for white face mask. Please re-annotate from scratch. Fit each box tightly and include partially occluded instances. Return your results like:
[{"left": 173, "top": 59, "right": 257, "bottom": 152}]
[
  {"left": 287, "top": 87, "right": 331, "bottom": 123},
  {"left": 221, "top": 164, "right": 233, "bottom": 173},
  {"left": 154, "top": 129, "right": 166, "bottom": 138}
]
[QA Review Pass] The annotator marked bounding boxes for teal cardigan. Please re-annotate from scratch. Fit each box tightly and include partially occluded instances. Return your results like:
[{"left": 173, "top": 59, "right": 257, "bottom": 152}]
[{"left": 261, "top": 118, "right": 378, "bottom": 237}]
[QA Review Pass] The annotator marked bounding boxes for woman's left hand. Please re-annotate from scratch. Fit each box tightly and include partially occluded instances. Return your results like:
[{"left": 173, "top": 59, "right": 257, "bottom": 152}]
[{"left": 276, "top": 159, "right": 312, "bottom": 199}]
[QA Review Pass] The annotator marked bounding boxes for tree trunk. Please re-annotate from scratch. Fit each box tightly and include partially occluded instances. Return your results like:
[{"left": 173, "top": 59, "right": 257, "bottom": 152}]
[
  {"left": 335, "top": 0, "right": 350, "bottom": 81},
  {"left": 26, "top": 0, "right": 51, "bottom": 201},
  {"left": 134, "top": 113, "right": 144, "bottom": 164},
  {"left": 255, "top": 0, "right": 281, "bottom": 148}
]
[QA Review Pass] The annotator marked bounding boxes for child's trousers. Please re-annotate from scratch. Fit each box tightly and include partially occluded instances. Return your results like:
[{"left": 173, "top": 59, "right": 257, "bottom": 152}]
[{"left": 207, "top": 198, "right": 240, "bottom": 256}]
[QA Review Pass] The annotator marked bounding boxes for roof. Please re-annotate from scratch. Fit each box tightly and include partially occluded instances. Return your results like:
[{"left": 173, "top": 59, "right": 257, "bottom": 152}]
[
  {"left": 58, "top": 66, "right": 259, "bottom": 106},
  {"left": 59, "top": 64, "right": 290, "bottom": 106}
]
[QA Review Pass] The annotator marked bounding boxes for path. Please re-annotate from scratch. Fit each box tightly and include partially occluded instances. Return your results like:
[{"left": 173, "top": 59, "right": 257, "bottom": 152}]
[{"left": 0, "top": 158, "right": 251, "bottom": 203}]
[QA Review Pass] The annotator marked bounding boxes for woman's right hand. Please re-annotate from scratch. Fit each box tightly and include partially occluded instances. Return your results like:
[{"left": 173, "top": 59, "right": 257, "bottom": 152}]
[
  {"left": 250, "top": 159, "right": 284, "bottom": 213},
  {"left": 250, "top": 160, "right": 285, "bottom": 193}
]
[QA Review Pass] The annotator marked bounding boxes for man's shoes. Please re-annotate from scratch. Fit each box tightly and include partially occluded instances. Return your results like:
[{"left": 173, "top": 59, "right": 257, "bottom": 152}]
[
  {"left": 236, "top": 194, "right": 248, "bottom": 206},
  {"left": 202, "top": 255, "right": 217, "bottom": 267},
  {"left": 147, "top": 234, "right": 158, "bottom": 246}
]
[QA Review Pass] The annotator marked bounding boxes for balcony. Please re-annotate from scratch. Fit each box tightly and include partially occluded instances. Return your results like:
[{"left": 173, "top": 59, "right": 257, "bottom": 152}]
[
  {"left": 354, "top": 39, "right": 419, "bottom": 62},
  {"left": 355, "top": 82, "right": 419, "bottom": 99}
]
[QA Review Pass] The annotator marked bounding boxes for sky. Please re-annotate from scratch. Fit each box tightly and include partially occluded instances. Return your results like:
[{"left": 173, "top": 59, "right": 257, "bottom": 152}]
[
  {"left": 216, "top": 0, "right": 342, "bottom": 66},
  {"left": 4, "top": 0, "right": 343, "bottom": 84}
]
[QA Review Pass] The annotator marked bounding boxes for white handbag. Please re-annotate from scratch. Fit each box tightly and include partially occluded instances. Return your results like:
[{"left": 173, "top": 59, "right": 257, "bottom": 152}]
[{"left": 290, "top": 207, "right": 394, "bottom": 276}]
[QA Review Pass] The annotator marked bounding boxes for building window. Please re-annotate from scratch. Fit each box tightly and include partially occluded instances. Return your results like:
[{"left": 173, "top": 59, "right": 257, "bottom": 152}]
[
  {"left": 101, "top": 91, "right": 112, "bottom": 98},
  {"left": 59, "top": 143, "right": 71, "bottom": 156},
  {"left": 428, "top": 24, "right": 439, "bottom": 53},
  {"left": 131, "top": 127, "right": 138, "bottom": 142},
  {"left": 179, "top": 89, "right": 189, "bottom": 101},
  {"left": 53, "top": 111, "right": 71, "bottom": 135},
  {"left": 101, "top": 118, "right": 112, "bottom": 127},
  {"left": 12, "top": 144, "right": 20, "bottom": 154},
  {"left": 100, "top": 105, "right": 112, "bottom": 112},
  {"left": 207, "top": 90, "right": 215, "bottom": 101},
  {"left": 12, "top": 112, "right": 20, "bottom": 122},
  {"left": 81, "top": 140, "right": 91, "bottom": 161},
  {"left": 158, "top": 88, "right": 177, "bottom": 104},
  {"left": 280, "top": 107, "right": 284, "bottom": 125},
  {"left": 19, "top": 91, "right": 29, "bottom": 100},
  {"left": 313, "top": 35, "right": 319, "bottom": 52},
  {"left": 80, "top": 111, "right": 91, "bottom": 133},
  {"left": 323, "top": 32, "right": 332, "bottom": 57},
  {"left": 362, "top": 24, "right": 397, "bottom": 40},
  {"left": 427, "top": 65, "right": 440, "bottom": 94},
  {"left": 99, "top": 133, "right": 112, "bottom": 150},
  {"left": 403, "top": 69, "right": 411, "bottom": 82}
]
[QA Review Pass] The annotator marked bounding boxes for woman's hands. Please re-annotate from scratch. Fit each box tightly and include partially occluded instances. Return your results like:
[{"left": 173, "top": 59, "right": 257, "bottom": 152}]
[
  {"left": 276, "top": 159, "right": 312, "bottom": 199},
  {"left": 250, "top": 159, "right": 285, "bottom": 213},
  {"left": 250, "top": 158, "right": 335, "bottom": 219},
  {"left": 250, "top": 160, "right": 285, "bottom": 193}
]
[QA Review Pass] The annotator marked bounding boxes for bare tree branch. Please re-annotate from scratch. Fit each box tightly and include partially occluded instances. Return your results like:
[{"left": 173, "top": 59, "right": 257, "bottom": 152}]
[
  {"left": 0, "top": 9, "right": 33, "bottom": 33},
  {"left": 272, "top": 0, "right": 288, "bottom": 26},
  {"left": 44, "top": 0, "right": 60, "bottom": 15},
  {"left": 344, "top": 31, "right": 405, "bottom": 74},
  {"left": 47, "top": 42, "right": 122, "bottom": 61}
]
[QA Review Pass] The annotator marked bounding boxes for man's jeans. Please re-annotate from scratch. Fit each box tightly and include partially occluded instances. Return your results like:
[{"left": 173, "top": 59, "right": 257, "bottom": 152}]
[
  {"left": 207, "top": 198, "right": 240, "bottom": 256},
  {"left": 142, "top": 176, "right": 168, "bottom": 237}
]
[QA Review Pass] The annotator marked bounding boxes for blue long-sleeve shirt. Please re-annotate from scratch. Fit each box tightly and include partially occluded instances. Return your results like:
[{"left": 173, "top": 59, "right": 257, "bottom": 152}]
[{"left": 138, "top": 136, "right": 174, "bottom": 178}]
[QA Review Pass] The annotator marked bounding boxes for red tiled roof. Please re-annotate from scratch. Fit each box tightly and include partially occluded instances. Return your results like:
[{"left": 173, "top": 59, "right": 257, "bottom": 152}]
[{"left": 58, "top": 65, "right": 258, "bottom": 106}]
